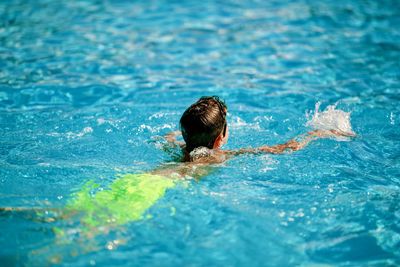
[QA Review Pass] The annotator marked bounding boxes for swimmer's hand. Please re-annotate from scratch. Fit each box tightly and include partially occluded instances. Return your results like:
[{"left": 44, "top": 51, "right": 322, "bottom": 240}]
[
  {"left": 164, "top": 131, "right": 185, "bottom": 148},
  {"left": 165, "top": 131, "right": 181, "bottom": 143}
]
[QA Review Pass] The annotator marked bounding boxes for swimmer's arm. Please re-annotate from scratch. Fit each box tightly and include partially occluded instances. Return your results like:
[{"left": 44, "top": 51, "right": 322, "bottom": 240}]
[
  {"left": 164, "top": 131, "right": 185, "bottom": 148},
  {"left": 0, "top": 206, "right": 64, "bottom": 222},
  {"left": 225, "top": 129, "right": 352, "bottom": 156}
]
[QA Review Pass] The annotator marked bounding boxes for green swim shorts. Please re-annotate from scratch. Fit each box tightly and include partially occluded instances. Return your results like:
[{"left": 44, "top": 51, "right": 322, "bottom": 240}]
[{"left": 66, "top": 173, "right": 175, "bottom": 228}]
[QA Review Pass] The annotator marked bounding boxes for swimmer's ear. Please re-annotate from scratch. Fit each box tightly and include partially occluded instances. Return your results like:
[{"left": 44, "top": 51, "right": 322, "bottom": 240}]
[{"left": 213, "top": 133, "right": 224, "bottom": 149}]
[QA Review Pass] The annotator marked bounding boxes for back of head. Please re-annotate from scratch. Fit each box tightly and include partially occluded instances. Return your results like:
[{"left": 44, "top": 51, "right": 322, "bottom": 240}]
[{"left": 180, "top": 96, "right": 227, "bottom": 153}]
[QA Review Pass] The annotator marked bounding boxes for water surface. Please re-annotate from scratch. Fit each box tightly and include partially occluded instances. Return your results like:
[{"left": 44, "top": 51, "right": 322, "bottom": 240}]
[{"left": 1, "top": 0, "right": 399, "bottom": 266}]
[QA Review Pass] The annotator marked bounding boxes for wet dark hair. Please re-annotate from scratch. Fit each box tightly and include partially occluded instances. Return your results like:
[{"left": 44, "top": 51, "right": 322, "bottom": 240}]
[{"left": 180, "top": 96, "right": 227, "bottom": 152}]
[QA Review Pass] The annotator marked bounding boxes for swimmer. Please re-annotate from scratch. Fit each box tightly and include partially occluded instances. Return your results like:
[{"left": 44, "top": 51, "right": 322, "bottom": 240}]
[
  {"left": 0, "top": 96, "right": 353, "bottom": 219},
  {"left": 0, "top": 96, "right": 355, "bottom": 264},
  {"left": 163, "top": 96, "right": 353, "bottom": 165}
]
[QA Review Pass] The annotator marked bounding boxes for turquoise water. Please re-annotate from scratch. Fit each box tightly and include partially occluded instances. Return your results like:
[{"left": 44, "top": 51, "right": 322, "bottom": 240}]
[{"left": 1, "top": 0, "right": 400, "bottom": 266}]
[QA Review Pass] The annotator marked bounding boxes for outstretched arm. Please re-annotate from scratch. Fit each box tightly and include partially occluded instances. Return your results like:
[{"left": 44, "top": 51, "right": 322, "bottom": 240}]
[{"left": 226, "top": 129, "right": 353, "bottom": 156}]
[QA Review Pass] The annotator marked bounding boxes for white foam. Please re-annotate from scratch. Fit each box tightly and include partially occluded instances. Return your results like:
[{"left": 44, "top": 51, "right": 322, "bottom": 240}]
[
  {"left": 306, "top": 102, "right": 355, "bottom": 137},
  {"left": 189, "top": 146, "right": 212, "bottom": 161}
]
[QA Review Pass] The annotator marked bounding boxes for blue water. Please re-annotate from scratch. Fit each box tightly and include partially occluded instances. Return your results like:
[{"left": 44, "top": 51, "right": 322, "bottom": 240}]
[{"left": 1, "top": 0, "right": 400, "bottom": 266}]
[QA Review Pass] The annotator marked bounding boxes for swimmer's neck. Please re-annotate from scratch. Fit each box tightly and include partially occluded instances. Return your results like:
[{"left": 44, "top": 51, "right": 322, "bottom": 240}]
[{"left": 183, "top": 147, "right": 226, "bottom": 163}]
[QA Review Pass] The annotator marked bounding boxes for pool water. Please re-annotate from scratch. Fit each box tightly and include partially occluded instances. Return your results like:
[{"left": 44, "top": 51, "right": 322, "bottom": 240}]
[{"left": 1, "top": 0, "right": 400, "bottom": 266}]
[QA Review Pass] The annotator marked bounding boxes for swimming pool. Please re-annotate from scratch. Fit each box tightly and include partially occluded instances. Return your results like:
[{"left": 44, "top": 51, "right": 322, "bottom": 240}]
[{"left": 1, "top": 0, "right": 399, "bottom": 265}]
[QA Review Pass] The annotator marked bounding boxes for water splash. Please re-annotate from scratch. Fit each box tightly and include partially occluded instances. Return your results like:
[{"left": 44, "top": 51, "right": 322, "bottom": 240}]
[
  {"left": 306, "top": 102, "right": 356, "bottom": 137},
  {"left": 190, "top": 147, "right": 212, "bottom": 161}
]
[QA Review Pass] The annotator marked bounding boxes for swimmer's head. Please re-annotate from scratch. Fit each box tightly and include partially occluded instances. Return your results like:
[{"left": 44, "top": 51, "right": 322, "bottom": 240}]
[{"left": 180, "top": 96, "right": 228, "bottom": 152}]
